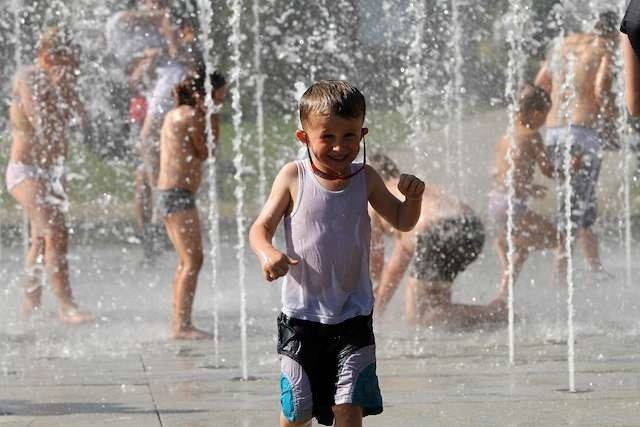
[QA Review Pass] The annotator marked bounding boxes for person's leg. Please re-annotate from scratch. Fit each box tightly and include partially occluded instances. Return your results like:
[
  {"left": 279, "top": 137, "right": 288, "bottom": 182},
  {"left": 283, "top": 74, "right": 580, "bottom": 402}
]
[
  {"left": 494, "top": 233, "right": 508, "bottom": 271},
  {"left": 496, "top": 248, "right": 528, "bottom": 301},
  {"left": 45, "top": 207, "right": 94, "bottom": 323},
  {"left": 20, "top": 231, "right": 45, "bottom": 319},
  {"left": 332, "top": 404, "right": 363, "bottom": 427},
  {"left": 11, "top": 179, "right": 93, "bottom": 323},
  {"left": 133, "top": 165, "right": 152, "bottom": 233},
  {"left": 405, "top": 278, "right": 419, "bottom": 325},
  {"left": 571, "top": 147, "right": 608, "bottom": 276},
  {"left": 163, "top": 208, "right": 209, "bottom": 339},
  {"left": 577, "top": 226, "right": 605, "bottom": 273},
  {"left": 279, "top": 413, "right": 311, "bottom": 427}
]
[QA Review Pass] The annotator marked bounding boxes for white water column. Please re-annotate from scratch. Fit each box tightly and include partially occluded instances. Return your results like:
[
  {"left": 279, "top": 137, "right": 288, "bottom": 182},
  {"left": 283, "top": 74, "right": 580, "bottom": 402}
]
[
  {"left": 196, "top": 0, "right": 222, "bottom": 367},
  {"left": 405, "top": 0, "right": 428, "bottom": 171},
  {"left": 616, "top": 0, "right": 633, "bottom": 293},
  {"left": 227, "top": 0, "right": 250, "bottom": 381},
  {"left": 252, "top": 0, "right": 267, "bottom": 203},
  {"left": 442, "top": 0, "right": 464, "bottom": 193},
  {"left": 560, "top": 56, "right": 577, "bottom": 392},
  {"left": 503, "top": 0, "right": 531, "bottom": 366}
]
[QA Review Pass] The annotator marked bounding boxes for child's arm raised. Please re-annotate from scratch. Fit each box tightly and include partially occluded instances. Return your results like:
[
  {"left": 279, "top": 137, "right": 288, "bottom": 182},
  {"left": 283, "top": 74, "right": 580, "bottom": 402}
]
[
  {"left": 249, "top": 162, "right": 299, "bottom": 282},
  {"left": 530, "top": 133, "right": 555, "bottom": 178},
  {"left": 189, "top": 108, "right": 208, "bottom": 161},
  {"left": 366, "top": 166, "right": 424, "bottom": 232}
]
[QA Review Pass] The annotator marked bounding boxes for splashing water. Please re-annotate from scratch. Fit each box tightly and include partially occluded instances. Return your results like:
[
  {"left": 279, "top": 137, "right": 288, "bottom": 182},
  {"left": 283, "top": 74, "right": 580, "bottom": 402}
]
[
  {"left": 196, "top": 0, "right": 221, "bottom": 367},
  {"left": 227, "top": 0, "right": 249, "bottom": 381},
  {"left": 252, "top": 0, "right": 267, "bottom": 204},
  {"left": 503, "top": 0, "right": 531, "bottom": 366},
  {"left": 560, "top": 54, "right": 578, "bottom": 393}
]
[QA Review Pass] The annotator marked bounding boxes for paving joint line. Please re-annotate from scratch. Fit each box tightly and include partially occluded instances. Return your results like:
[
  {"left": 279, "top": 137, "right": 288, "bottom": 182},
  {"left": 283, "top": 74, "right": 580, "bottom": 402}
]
[{"left": 140, "top": 354, "right": 164, "bottom": 427}]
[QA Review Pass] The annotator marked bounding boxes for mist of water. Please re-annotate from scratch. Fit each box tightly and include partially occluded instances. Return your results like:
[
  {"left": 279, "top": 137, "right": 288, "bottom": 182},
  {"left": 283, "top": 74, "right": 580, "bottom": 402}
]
[
  {"left": 560, "top": 54, "right": 577, "bottom": 393},
  {"left": 196, "top": 0, "right": 221, "bottom": 366},
  {"left": 227, "top": 0, "right": 249, "bottom": 381},
  {"left": 503, "top": 0, "right": 531, "bottom": 366},
  {"left": 252, "top": 0, "right": 267, "bottom": 204}
]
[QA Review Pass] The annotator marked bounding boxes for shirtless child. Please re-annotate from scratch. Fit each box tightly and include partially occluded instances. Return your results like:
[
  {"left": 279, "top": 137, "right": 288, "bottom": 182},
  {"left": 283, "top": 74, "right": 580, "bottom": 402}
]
[
  {"left": 370, "top": 154, "right": 504, "bottom": 330},
  {"left": 5, "top": 26, "right": 94, "bottom": 324},
  {"left": 534, "top": 10, "right": 618, "bottom": 280},
  {"left": 156, "top": 67, "right": 213, "bottom": 340},
  {"left": 488, "top": 83, "right": 567, "bottom": 302}
]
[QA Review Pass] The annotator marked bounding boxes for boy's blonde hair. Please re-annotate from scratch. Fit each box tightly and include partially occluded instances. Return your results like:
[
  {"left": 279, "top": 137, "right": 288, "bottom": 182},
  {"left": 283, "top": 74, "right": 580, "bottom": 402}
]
[{"left": 299, "top": 80, "right": 366, "bottom": 128}]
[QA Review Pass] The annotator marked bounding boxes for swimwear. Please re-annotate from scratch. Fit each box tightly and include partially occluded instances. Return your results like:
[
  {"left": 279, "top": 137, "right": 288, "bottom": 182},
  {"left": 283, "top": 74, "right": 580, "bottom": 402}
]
[
  {"left": 277, "top": 312, "right": 383, "bottom": 426},
  {"left": 546, "top": 126, "right": 601, "bottom": 229},
  {"left": 156, "top": 188, "right": 196, "bottom": 217},
  {"left": 5, "top": 161, "right": 68, "bottom": 210},
  {"left": 622, "top": 0, "right": 640, "bottom": 59},
  {"left": 5, "top": 161, "right": 45, "bottom": 192},
  {"left": 487, "top": 187, "right": 529, "bottom": 227},
  {"left": 410, "top": 215, "right": 485, "bottom": 283}
]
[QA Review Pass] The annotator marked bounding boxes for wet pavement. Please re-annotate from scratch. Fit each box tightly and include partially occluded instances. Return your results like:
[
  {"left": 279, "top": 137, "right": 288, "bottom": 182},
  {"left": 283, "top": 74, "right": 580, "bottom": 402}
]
[{"left": 1, "top": 238, "right": 639, "bottom": 426}]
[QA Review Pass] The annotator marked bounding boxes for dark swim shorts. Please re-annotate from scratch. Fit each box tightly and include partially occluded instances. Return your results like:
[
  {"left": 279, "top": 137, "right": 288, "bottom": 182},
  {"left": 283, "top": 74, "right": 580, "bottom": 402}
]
[
  {"left": 410, "top": 215, "right": 485, "bottom": 282},
  {"left": 156, "top": 188, "right": 196, "bottom": 217},
  {"left": 276, "top": 312, "right": 383, "bottom": 426},
  {"left": 622, "top": 0, "right": 640, "bottom": 58}
]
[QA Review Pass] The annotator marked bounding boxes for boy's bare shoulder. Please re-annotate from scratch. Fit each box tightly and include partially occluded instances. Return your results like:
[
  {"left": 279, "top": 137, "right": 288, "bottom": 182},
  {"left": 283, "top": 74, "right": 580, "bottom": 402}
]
[
  {"left": 278, "top": 161, "right": 299, "bottom": 180},
  {"left": 13, "top": 66, "right": 37, "bottom": 85},
  {"left": 164, "top": 105, "right": 199, "bottom": 130},
  {"left": 171, "top": 105, "right": 198, "bottom": 122}
]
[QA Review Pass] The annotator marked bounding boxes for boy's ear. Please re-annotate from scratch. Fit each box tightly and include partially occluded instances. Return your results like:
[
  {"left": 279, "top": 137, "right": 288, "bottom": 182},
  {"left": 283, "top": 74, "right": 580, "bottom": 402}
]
[
  {"left": 361, "top": 127, "right": 369, "bottom": 138},
  {"left": 295, "top": 129, "right": 307, "bottom": 145}
]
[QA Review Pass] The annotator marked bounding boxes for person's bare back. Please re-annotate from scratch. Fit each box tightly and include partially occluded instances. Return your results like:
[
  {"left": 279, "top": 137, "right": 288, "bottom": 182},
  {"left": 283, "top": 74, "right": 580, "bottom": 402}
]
[
  {"left": 156, "top": 105, "right": 207, "bottom": 193},
  {"left": 9, "top": 65, "right": 78, "bottom": 168},
  {"left": 537, "top": 33, "right": 615, "bottom": 128}
]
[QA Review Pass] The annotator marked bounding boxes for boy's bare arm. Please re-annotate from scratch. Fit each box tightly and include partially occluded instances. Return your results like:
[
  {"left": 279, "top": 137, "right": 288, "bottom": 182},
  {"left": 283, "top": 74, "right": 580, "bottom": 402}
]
[
  {"left": 623, "top": 35, "right": 640, "bottom": 116},
  {"left": 369, "top": 211, "right": 385, "bottom": 285},
  {"left": 595, "top": 50, "right": 613, "bottom": 107},
  {"left": 366, "top": 166, "right": 424, "bottom": 232},
  {"left": 374, "top": 233, "right": 414, "bottom": 316},
  {"left": 15, "top": 75, "right": 37, "bottom": 126},
  {"left": 249, "top": 162, "right": 299, "bottom": 281},
  {"left": 534, "top": 62, "right": 552, "bottom": 94},
  {"left": 530, "top": 133, "right": 554, "bottom": 178},
  {"left": 189, "top": 110, "right": 208, "bottom": 160}
]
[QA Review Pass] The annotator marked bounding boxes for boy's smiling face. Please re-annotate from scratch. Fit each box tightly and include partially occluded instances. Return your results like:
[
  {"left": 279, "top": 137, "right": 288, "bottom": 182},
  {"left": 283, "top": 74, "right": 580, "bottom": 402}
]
[{"left": 297, "top": 113, "right": 367, "bottom": 177}]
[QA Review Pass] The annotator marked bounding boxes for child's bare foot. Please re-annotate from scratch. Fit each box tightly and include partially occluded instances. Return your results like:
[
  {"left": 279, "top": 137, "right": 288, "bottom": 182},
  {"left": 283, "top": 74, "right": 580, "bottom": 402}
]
[
  {"left": 58, "top": 305, "right": 96, "bottom": 325},
  {"left": 487, "top": 297, "right": 508, "bottom": 321},
  {"left": 20, "top": 289, "right": 44, "bottom": 320},
  {"left": 172, "top": 326, "right": 212, "bottom": 340},
  {"left": 589, "top": 269, "right": 614, "bottom": 285}
]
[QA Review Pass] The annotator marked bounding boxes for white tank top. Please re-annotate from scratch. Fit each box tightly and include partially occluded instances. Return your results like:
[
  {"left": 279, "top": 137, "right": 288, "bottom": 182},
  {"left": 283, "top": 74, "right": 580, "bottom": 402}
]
[{"left": 281, "top": 159, "right": 373, "bottom": 324}]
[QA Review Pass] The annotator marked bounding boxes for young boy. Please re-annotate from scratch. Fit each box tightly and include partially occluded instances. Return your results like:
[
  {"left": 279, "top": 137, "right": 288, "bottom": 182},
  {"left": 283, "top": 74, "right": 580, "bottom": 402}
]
[
  {"left": 369, "top": 153, "right": 504, "bottom": 330},
  {"left": 156, "top": 67, "right": 219, "bottom": 340},
  {"left": 249, "top": 80, "right": 424, "bottom": 426},
  {"left": 6, "top": 26, "right": 94, "bottom": 324},
  {"left": 488, "top": 83, "right": 567, "bottom": 303},
  {"left": 134, "top": 17, "right": 214, "bottom": 265}
]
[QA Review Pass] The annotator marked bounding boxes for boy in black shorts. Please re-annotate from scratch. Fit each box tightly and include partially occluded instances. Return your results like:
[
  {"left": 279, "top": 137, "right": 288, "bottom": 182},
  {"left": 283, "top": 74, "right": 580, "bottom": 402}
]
[{"left": 370, "top": 153, "right": 506, "bottom": 329}]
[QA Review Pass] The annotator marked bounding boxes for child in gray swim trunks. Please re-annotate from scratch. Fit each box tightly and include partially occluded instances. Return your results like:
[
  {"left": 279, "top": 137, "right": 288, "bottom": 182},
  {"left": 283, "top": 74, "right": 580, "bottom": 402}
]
[{"left": 156, "top": 66, "right": 216, "bottom": 340}]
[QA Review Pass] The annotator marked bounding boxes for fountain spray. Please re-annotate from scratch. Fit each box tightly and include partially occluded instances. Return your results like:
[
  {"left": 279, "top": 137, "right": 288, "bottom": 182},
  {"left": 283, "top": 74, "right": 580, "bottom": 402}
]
[
  {"left": 503, "top": 0, "right": 530, "bottom": 366},
  {"left": 227, "top": 0, "right": 250, "bottom": 381},
  {"left": 196, "top": 0, "right": 221, "bottom": 367},
  {"left": 252, "top": 0, "right": 267, "bottom": 204},
  {"left": 560, "top": 55, "right": 577, "bottom": 392}
]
